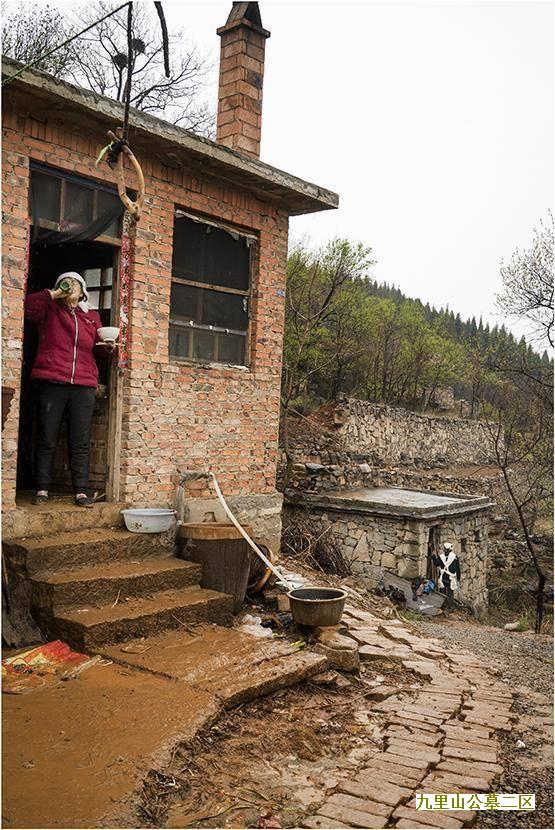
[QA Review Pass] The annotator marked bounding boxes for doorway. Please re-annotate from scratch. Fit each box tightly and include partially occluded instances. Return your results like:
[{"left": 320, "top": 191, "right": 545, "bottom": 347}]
[
  {"left": 426, "top": 525, "right": 442, "bottom": 583},
  {"left": 17, "top": 239, "right": 120, "bottom": 497}
]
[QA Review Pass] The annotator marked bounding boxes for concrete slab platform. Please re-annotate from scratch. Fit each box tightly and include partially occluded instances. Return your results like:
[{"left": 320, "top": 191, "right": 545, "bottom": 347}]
[
  {"left": 99, "top": 624, "right": 327, "bottom": 707},
  {"left": 301, "top": 486, "right": 492, "bottom": 519}
]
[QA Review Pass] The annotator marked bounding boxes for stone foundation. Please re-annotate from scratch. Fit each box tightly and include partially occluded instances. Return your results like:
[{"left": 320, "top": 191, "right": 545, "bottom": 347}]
[
  {"left": 175, "top": 489, "right": 283, "bottom": 553},
  {"left": 283, "top": 503, "right": 489, "bottom": 617}
]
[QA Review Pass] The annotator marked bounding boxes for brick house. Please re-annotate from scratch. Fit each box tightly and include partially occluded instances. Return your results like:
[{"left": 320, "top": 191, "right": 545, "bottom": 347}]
[{"left": 1, "top": 3, "right": 338, "bottom": 550}]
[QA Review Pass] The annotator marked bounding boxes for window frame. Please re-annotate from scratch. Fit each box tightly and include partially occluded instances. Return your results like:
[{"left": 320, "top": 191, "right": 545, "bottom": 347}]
[
  {"left": 82, "top": 265, "right": 115, "bottom": 314},
  {"left": 29, "top": 162, "right": 123, "bottom": 247},
  {"left": 169, "top": 209, "right": 257, "bottom": 368}
]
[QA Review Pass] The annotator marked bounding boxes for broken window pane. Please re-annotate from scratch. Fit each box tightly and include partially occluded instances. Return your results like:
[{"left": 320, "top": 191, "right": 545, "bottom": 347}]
[
  {"left": 172, "top": 215, "right": 250, "bottom": 290},
  {"left": 170, "top": 283, "right": 248, "bottom": 332}
]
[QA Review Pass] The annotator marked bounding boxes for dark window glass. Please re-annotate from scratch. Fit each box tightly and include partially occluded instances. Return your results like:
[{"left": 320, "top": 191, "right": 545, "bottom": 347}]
[
  {"left": 193, "top": 330, "right": 215, "bottom": 361},
  {"left": 218, "top": 332, "right": 245, "bottom": 364},
  {"left": 170, "top": 283, "right": 248, "bottom": 331},
  {"left": 170, "top": 213, "right": 253, "bottom": 366},
  {"left": 96, "top": 190, "right": 122, "bottom": 238},
  {"left": 32, "top": 172, "right": 60, "bottom": 222},
  {"left": 64, "top": 182, "right": 93, "bottom": 228},
  {"left": 172, "top": 216, "right": 250, "bottom": 290},
  {"left": 172, "top": 217, "right": 205, "bottom": 280},
  {"left": 169, "top": 326, "right": 190, "bottom": 358}
]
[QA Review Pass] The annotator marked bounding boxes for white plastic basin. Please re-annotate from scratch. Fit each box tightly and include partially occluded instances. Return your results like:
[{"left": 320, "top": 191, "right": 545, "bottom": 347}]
[{"left": 121, "top": 508, "right": 176, "bottom": 533}]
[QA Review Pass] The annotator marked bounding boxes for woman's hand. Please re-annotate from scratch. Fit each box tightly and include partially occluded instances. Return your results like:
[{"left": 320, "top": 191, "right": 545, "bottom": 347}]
[
  {"left": 97, "top": 340, "right": 118, "bottom": 353},
  {"left": 50, "top": 279, "right": 81, "bottom": 307}
]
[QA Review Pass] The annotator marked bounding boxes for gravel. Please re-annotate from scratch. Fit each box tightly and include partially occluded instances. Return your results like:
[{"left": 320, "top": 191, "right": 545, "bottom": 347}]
[
  {"left": 413, "top": 618, "right": 553, "bottom": 695},
  {"left": 476, "top": 732, "right": 554, "bottom": 830}
]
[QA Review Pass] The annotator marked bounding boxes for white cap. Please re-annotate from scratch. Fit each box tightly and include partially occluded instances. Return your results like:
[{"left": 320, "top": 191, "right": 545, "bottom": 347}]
[
  {"left": 443, "top": 542, "right": 454, "bottom": 551},
  {"left": 54, "top": 272, "right": 91, "bottom": 311}
]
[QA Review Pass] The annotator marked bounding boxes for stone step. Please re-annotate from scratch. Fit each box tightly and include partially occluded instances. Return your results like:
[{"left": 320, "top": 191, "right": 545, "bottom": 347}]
[
  {"left": 30, "top": 557, "right": 202, "bottom": 611},
  {"left": 43, "top": 587, "right": 234, "bottom": 650},
  {"left": 100, "top": 624, "right": 327, "bottom": 707},
  {"left": 3, "top": 499, "right": 127, "bottom": 540},
  {"left": 4, "top": 527, "right": 174, "bottom": 575}
]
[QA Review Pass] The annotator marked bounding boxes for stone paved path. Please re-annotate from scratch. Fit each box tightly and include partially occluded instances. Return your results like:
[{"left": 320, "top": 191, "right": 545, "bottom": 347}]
[{"left": 302, "top": 607, "right": 516, "bottom": 829}]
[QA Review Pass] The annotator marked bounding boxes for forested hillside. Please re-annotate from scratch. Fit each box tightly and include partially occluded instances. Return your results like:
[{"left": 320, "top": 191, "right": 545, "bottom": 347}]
[{"left": 282, "top": 238, "right": 552, "bottom": 414}]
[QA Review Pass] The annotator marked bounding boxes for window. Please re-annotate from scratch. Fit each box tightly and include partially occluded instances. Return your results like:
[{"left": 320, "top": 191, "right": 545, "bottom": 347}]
[
  {"left": 82, "top": 266, "right": 114, "bottom": 312},
  {"left": 30, "top": 165, "right": 122, "bottom": 243},
  {"left": 169, "top": 211, "right": 255, "bottom": 365}
]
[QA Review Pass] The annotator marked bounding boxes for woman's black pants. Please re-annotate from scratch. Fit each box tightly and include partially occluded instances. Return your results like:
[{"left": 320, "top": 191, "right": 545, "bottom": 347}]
[{"left": 35, "top": 381, "right": 96, "bottom": 493}]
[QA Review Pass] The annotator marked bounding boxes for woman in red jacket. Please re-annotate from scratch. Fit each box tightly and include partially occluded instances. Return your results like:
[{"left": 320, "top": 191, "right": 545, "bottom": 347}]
[{"left": 25, "top": 272, "right": 115, "bottom": 507}]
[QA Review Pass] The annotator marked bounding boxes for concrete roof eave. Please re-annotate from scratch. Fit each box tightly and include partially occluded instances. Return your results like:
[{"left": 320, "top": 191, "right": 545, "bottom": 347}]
[
  {"left": 1, "top": 56, "right": 339, "bottom": 217},
  {"left": 289, "top": 486, "right": 495, "bottom": 520}
]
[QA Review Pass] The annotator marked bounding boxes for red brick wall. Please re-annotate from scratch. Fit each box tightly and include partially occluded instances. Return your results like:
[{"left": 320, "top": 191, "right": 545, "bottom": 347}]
[{"left": 1, "top": 98, "right": 289, "bottom": 511}]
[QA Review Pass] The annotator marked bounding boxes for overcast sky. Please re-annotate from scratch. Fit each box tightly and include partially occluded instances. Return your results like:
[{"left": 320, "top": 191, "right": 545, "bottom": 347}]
[
  {"left": 163, "top": 0, "right": 553, "bottom": 338},
  {"left": 8, "top": 0, "right": 552, "bottom": 336}
]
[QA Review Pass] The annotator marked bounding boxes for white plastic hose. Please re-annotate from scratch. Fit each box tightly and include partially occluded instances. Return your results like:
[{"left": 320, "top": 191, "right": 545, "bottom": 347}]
[{"left": 208, "top": 472, "right": 294, "bottom": 592}]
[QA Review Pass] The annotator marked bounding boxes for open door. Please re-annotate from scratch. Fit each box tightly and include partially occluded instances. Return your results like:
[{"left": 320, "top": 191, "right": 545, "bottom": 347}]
[
  {"left": 426, "top": 525, "right": 441, "bottom": 583},
  {"left": 17, "top": 164, "right": 123, "bottom": 500}
]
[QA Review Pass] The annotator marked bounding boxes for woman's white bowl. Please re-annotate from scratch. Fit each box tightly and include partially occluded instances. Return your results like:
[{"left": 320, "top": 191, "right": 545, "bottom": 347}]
[
  {"left": 121, "top": 508, "right": 176, "bottom": 533},
  {"left": 97, "top": 326, "right": 120, "bottom": 341}
]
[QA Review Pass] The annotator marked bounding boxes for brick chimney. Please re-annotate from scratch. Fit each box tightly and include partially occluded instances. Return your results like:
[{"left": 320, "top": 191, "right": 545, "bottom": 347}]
[{"left": 216, "top": 2, "right": 270, "bottom": 157}]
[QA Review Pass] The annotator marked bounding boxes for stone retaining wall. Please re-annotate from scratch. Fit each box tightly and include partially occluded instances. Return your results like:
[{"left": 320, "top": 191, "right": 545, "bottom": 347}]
[{"left": 337, "top": 399, "right": 497, "bottom": 466}]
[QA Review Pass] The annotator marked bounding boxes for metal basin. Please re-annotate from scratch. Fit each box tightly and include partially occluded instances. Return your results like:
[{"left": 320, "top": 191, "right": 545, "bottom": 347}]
[{"left": 287, "top": 587, "right": 347, "bottom": 627}]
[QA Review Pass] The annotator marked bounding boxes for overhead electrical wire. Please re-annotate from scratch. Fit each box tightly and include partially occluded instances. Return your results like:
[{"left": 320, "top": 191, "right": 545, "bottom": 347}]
[{"left": 1, "top": 2, "right": 132, "bottom": 87}]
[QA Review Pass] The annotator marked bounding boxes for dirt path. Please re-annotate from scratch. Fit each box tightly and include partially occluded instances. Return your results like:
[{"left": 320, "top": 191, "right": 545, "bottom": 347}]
[
  {"left": 125, "top": 609, "right": 526, "bottom": 830},
  {"left": 414, "top": 618, "right": 554, "bottom": 830}
]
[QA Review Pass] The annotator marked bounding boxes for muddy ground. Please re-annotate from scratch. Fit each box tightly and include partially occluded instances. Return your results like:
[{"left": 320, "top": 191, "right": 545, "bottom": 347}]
[
  {"left": 136, "top": 663, "right": 412, "bottom": 829},
  {"left": 130, "top": 612, "right": 554, "bottom": 830}
]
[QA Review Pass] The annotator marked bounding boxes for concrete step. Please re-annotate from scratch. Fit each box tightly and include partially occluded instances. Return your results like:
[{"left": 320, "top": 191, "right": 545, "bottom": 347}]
[
  {"left": 3, "top": 499, "right": 127, "bottom": 540},
  {"left": 30, "top": 557, "right": 202, "bottom": 611},
  {"left": 99, "top": 624, "right": 328, "bottom": 707},
  {"left": 43, "top": 587, "right": 234, "bottom": 650},
  {"left": 4, "top": 528, "right": 174, "bottom": 576}
]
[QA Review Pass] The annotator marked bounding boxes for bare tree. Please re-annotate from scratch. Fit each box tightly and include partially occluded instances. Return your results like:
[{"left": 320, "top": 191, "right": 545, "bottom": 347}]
[
  {"left": 2, "top": 1, "right": 215, "bottom": 135},
  {"left": 481, "top": 383, "right": 552, "bottom": 633},
  {"left": 1, "top": 2, "right": 77, "bottom": 76},
  {"left": 497, "top": 214, "right": 554, "bottom": 348}
]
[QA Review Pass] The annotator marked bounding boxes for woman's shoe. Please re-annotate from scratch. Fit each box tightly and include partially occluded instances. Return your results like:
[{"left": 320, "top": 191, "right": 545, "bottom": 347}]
[
  {"left": 31, "top": 492, "right": 49, "bottom": 505},
  {"left": 75, "top": 494, "right": 94, "bottom": 508}
]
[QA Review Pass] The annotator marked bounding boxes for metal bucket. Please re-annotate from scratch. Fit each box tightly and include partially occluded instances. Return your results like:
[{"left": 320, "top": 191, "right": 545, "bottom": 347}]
[{"left": 287, "top": 587, "right": 347, "bottom": 627}]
